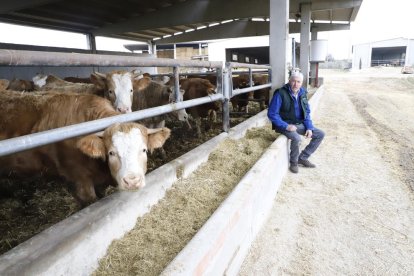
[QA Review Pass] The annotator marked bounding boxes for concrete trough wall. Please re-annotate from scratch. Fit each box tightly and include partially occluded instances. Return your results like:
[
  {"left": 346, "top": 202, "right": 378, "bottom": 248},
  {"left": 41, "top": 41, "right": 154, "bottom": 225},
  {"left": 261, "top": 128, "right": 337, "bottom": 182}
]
[{"left": 162, "top": 86, "right": 325, "bottom": 275}]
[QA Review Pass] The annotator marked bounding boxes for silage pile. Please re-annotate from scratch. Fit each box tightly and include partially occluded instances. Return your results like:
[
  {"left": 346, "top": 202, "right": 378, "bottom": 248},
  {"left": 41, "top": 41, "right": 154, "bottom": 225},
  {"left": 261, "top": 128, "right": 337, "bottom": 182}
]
[{"left": 93, "top": 125, "right": 278, "bottom": 276}]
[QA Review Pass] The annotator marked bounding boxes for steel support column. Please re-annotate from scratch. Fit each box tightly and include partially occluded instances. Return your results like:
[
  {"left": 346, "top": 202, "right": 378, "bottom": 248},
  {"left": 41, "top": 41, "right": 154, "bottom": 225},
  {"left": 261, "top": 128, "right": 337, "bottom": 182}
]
[
  {"left": 300, "top": 3, "right": 311, "bottom": 87},
  {"left": 269, "top": 0, "right": 289, "bottom": 95}
]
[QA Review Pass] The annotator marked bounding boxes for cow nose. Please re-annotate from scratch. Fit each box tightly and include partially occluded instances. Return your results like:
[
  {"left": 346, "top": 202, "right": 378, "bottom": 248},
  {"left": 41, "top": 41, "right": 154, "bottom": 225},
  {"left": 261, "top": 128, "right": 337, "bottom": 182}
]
[
  {"left": 117, "top": 107, "right": 131, "bottom": 113},
  {"left": 122, "top": 174, "right": 144, "bottom": 189}
]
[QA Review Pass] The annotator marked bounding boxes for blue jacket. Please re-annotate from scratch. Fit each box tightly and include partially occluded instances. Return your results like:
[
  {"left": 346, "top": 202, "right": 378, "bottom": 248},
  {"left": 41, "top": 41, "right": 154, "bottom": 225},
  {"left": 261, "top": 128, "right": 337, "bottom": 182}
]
[{"left": 267, "top": 83, "right": 314, "bottom": 132}]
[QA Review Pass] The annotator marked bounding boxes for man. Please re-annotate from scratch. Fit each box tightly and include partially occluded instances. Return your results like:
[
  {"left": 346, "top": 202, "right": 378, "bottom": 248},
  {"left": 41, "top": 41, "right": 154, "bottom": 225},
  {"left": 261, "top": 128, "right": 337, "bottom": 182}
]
[{"left": 267, "top": 71, "right": 325, "bottom": 173}]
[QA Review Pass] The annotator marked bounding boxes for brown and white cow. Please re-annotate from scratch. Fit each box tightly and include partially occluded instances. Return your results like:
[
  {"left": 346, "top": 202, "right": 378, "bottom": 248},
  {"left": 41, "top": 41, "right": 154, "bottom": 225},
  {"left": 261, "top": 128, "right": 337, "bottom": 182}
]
[
  {"left": 33, "top": 70, "right": 142, "bottom": 113},
  {"left": 0, "top": 90, "right": 170, "bottom": 206}
]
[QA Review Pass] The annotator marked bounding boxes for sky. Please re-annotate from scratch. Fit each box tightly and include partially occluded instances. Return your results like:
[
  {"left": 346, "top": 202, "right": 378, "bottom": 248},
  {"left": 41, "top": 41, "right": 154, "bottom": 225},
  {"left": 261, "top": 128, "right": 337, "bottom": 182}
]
[
  {"left": 317, "top": 0, "right": 414, "bottom": 59},
  {"left": 0, "top": 0, "right": 413, "bottom": 59}
]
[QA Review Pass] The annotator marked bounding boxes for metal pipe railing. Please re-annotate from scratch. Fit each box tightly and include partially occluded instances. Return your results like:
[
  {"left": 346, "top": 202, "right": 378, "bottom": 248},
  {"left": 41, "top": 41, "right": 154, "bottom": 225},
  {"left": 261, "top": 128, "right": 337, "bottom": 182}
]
[
  {"left": 231, "top": 83, "right": 272, "bottom": 97},
  {"left": 0, "top": 94, "right": 223, "bottom": 157},
  {"left": 0, "top": 49, "right": 222, "bottom": 68},
  {"left": 0, "top": 50, "right": 273, "bottom": 158}
]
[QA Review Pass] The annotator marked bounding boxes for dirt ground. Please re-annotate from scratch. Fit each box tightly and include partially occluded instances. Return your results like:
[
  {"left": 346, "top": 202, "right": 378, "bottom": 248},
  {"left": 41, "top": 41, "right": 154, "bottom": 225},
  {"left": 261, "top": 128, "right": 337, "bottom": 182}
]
[{"left": 239, "top": 67, "right": 414, "bottom": 275}]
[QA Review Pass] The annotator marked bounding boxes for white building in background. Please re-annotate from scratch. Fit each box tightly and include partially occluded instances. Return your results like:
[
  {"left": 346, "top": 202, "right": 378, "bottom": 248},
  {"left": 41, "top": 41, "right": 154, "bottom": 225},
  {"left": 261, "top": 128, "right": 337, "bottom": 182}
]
[
  {"left": 208, "top": 36, "right": 293, "bottom": 67},
  {"left": 352, "top": 38, "right": 414, "bottom": 70}
]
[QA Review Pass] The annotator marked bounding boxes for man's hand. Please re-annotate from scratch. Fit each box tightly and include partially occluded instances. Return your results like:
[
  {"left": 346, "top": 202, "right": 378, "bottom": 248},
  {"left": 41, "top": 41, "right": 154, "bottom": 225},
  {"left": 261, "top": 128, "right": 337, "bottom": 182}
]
[
  {"left": 305, "top": 129, "right": 313, "bottom": 138},
  {"left": 286, "top": 124, "right": 297, "bottom": 132}
]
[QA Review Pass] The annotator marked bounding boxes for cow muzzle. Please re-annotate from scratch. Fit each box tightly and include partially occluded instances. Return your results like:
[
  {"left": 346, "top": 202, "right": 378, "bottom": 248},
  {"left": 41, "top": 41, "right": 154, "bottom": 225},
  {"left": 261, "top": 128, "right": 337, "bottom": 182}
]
[{"left": 120, "top": 173, "right": 145, "bottom": 190}]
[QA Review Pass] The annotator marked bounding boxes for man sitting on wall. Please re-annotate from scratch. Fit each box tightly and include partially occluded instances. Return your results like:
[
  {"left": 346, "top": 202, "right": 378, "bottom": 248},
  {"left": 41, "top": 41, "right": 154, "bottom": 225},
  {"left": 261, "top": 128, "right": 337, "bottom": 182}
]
[{"left": 267, "top": 71, "right": 325, "bottom": 173}]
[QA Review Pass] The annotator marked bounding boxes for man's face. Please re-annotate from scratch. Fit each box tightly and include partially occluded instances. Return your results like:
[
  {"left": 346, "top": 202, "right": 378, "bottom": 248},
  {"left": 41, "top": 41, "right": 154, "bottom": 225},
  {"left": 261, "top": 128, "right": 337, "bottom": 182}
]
[{"left": 289, "top": 76, "right": 303, "bottom": 93}]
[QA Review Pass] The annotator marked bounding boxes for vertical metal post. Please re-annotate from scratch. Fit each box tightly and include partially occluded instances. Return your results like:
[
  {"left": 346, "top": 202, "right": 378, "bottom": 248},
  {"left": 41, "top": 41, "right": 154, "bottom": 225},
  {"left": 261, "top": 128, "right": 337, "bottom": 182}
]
[
  {"left": 300, "top": 3, "right": 311, "bottom": 88},
  {"left": 269, "top": 0, "right": 289, "bottom": 94},
  {"left": 222, "top": 63, "right": 231, "bottom": 132},
  {"left": 173, "top": 66, "right": 180, "bottom": 102},
  {"left": 173, "top": 43, "right": 177, "bottom": 59},
  {"left": 86, "top": 33, "right": 97, "bottom": 54},
  {"left": 248, "top": 68, "right": 253, "bottom": 87},
  {"left": 292, "top": 37, "right": 296, "bottom": 68}
]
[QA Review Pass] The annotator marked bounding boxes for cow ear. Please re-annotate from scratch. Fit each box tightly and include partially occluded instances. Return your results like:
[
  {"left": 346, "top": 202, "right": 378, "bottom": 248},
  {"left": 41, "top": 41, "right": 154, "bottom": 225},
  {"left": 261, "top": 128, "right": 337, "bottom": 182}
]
[
  {"left": 76, "top": 134, "right": 106, "bottom": 161},
  {"left": 131, "top": 69, "right": 142, "bottom": 78},
  {"left": 90, "top": 72, "right": 107, "bottom": 90},
  {"left": 133, "top": 77, "right": 152, "bottom": 91},
  {"left": 147, "top": 127, "right": 171, "bottom": 153}
]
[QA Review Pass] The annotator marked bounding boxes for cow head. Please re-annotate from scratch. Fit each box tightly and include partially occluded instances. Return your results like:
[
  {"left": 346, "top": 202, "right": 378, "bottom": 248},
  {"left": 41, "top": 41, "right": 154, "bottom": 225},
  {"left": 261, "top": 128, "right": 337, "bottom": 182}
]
[
  {"left": 76, "top": 122, "right": 171, "bottom": 190},
  {"left": 91, "top": 70, "right": 142, "bottom": 113}
]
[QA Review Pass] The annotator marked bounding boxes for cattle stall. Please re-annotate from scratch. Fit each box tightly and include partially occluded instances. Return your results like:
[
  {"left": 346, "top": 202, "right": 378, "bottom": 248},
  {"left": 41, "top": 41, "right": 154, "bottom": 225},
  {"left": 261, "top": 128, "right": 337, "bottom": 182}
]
[{"left": 0, "top": 49, "right": 272, "bottom": 273}]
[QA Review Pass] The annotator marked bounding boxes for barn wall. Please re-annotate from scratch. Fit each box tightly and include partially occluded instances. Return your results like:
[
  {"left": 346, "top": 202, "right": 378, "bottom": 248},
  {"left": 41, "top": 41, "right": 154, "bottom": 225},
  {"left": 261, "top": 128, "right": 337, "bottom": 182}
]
[
  {"left": 352, "top": 43, "right": 371, "bottom": 70},
  {"left": 407, "top": 39, "right": 414, "bottom": 66},
  {"left": 208, "top": 36, "right": 283, "bottom": 62},
  {"left": 352, "top": 38, "right": 414, "bottom": 69},
  {"left": 155, "top": 47, "right": 208, "bottom": 74}
]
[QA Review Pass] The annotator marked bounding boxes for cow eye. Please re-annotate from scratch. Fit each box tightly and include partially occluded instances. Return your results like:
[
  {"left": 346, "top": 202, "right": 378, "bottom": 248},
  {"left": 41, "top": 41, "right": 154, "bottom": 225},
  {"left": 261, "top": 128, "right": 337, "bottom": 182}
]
[
  {"left": 109, "top": 150, "right": 115, "bottom": 156},
  {"left": 108, "top": 90, "right": 113, "bottom": 94},
  {"left": 130, "top": 89, "right": 133, "bottom": 93},
  {"left": 143, "top": 149, "right": 147, "bottom": 153}
]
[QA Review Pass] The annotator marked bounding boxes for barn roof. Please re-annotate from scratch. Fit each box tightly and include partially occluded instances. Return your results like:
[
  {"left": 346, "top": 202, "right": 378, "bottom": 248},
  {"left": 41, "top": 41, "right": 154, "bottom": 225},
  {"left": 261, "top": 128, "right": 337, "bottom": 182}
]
[{"left": 0, "top": 0, "right": 362, "bottom": 45}]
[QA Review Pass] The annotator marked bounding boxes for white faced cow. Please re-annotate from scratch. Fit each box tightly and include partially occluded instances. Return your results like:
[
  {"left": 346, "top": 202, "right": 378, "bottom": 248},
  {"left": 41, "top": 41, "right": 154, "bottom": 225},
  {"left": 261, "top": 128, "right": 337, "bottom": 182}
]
[
  {"left": 0, "top": 90, "right": 170, "bottom": 206},
  {"left": 32, "top": 70, "right": 142, "bottom": 114}
]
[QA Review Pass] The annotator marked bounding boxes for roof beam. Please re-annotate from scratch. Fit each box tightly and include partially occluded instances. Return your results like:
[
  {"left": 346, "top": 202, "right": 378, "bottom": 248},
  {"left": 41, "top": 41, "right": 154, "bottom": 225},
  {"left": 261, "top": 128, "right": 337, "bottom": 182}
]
[
  {"left": 0, "top": 0, "right": 61, "bottom": 14},
  {"left": 154, "top": 20, "right": 350, "bottom": 44},
  {"left": 93, "top": 0, "right": 269, "bottom": 36},
  {"left": 290, "top": 0, "right": 363, "bottom": 13}
]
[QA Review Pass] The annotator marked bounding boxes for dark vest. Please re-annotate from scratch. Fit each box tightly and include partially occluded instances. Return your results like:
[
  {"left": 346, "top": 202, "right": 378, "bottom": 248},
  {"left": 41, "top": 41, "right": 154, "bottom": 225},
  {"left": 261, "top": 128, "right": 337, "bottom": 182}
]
[{"left": 275, "top": 86, "right": 309, "bottom": 125}]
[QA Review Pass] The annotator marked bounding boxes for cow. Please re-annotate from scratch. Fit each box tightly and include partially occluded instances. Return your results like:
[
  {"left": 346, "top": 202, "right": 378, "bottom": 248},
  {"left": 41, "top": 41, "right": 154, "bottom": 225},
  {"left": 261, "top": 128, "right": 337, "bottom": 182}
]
[
  {"left": 6, "top": 78, "right": 35, "bottom": 92},
  {"left": 33, "top": 70, "right": 142, "bottom": 113},
  {"left": 179, "top": 77, "right": 220, "bottom": 137},
  {"left": 252, "top": 73, "right": 270, "bottom": 110},
  {"left": 0, "top": 79, "right": 9, "bottom": 91},
  {"left": 0, "top": 90, "right": 171, "bottom": 206}
]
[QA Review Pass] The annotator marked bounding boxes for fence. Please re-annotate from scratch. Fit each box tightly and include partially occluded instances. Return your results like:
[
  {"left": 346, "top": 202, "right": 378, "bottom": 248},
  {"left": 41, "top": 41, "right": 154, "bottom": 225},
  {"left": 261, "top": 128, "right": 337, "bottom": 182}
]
[
  {"left": 0, "top": 50, "right": 271, "bottom": 157},
  {"left": 371, "top": 58, "right": 405, "bottom": 67}
]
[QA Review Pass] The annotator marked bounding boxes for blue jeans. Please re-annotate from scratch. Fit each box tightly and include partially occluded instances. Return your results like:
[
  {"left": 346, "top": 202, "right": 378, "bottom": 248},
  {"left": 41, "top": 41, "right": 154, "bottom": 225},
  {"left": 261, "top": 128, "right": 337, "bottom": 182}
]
[{"left": 278, "top": 123, "right": 325, "bottom": 164}]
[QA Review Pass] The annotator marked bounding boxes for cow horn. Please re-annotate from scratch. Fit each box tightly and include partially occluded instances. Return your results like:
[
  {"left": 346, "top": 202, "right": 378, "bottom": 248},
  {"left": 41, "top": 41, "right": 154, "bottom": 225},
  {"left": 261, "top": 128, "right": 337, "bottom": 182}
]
[
  {"left": 147, "top": 128, "right": 164, "bottom": 134},
  {"left": 94, "top": 131, "right": 104, "bottom": 137}
]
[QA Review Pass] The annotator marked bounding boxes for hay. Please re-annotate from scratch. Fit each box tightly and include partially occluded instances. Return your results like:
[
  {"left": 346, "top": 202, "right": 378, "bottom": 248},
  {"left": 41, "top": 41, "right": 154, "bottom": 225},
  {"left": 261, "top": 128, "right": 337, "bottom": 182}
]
[{"left": 93, "top": 125, "right": 278, "bottom": 276}]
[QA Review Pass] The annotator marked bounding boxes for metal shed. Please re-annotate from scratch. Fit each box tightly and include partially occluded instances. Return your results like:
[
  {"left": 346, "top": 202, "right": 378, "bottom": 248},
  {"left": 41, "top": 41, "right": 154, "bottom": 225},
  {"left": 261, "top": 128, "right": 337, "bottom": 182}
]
[
  {"left": 1, "top": 0, "right": 363, "bottom": 87},
  {"left": 352, "top": 37, "right": 414, "bottom": 69}
]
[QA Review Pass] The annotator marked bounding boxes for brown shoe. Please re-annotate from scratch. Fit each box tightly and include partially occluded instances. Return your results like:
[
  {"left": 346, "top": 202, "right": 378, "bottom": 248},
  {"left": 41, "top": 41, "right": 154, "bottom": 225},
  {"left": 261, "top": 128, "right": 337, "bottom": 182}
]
[
  {"left": 298, "top": 158, "right": 316, "bottom": 168},
  {"left": 289, "top": 162, "right": 299, "bottom": 173}
]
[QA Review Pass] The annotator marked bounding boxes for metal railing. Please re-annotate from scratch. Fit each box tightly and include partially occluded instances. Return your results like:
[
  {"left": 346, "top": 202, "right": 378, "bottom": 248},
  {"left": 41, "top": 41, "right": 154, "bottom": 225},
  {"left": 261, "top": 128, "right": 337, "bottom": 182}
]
[
  {"left": 0, "top": 50, "right": 272, "bottom": 157},
  {"left": 371, "top": 59, "right": 405, "bottom": 67}
]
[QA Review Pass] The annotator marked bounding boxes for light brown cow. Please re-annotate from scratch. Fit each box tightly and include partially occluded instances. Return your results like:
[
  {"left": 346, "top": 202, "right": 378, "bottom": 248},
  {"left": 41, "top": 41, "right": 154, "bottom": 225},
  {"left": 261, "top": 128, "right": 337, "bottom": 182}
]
[
  {"left": 0, "top": 90, "right": 170, "bottom": 206},
  {"left": 0, "top": 79, "right": 9, "bottom": 91},
  {"left": 33, "top": 70, "right": 141, "bottom": 113}
]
